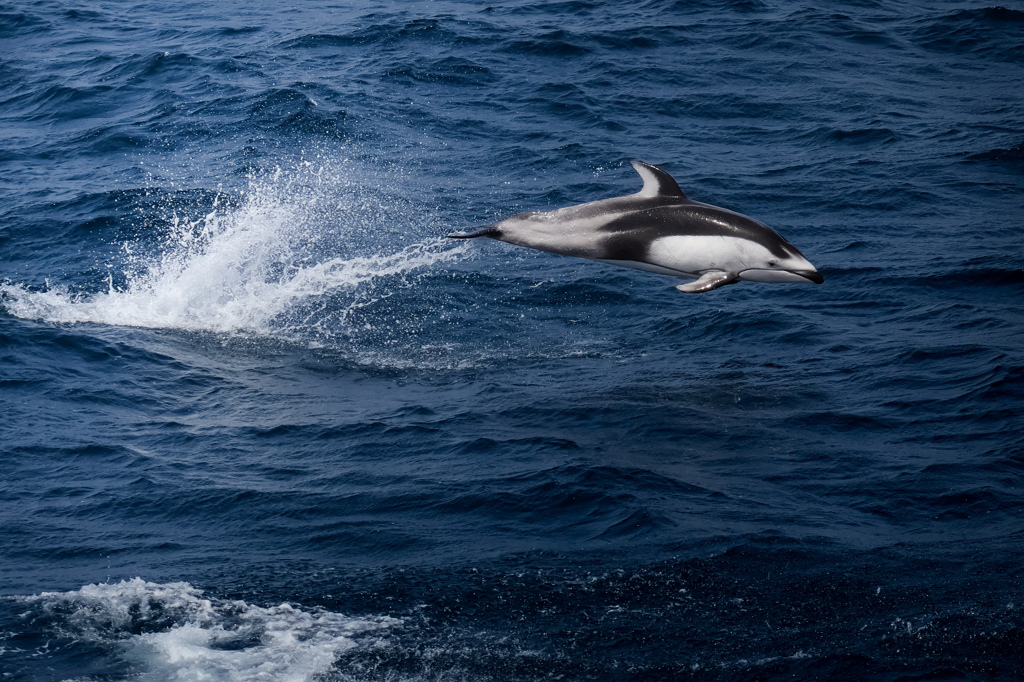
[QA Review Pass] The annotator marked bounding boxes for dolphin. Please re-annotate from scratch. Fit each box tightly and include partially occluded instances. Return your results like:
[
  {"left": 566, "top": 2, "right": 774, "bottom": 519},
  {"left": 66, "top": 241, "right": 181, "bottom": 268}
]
[{"left": 447, "top": 161, "right": 823, "bottom": 293}]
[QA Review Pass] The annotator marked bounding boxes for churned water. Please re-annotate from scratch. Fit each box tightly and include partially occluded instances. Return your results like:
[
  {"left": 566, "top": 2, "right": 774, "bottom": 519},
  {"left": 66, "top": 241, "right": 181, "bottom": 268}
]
[{"left": 1, "top": 1, "right": 1022, "bottom": 680}]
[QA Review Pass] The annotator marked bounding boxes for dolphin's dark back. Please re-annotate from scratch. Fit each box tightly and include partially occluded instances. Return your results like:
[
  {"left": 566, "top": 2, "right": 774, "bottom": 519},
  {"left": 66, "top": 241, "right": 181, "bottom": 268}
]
[{"left": 595, "top": 204, "right": 799, "bottom": 261}]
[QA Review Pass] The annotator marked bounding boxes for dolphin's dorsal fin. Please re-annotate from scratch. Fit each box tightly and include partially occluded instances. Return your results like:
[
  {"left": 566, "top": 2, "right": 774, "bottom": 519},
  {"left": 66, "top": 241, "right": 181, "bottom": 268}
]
[{"left": 631, "top": 160, "right": 687, "bottom": 200}]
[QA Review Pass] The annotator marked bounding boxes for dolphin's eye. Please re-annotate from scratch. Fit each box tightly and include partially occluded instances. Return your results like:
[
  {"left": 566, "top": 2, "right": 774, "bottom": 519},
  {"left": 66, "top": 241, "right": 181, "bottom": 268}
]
[{"left": 768, "top": 261, "right": 777, "bottom": 267}]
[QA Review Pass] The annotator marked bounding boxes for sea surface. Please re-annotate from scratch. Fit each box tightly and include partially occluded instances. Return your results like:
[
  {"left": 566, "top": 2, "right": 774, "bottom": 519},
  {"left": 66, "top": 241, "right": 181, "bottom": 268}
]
[{"left": 1, "top": 1, "right": 1023, "bottom": 680}]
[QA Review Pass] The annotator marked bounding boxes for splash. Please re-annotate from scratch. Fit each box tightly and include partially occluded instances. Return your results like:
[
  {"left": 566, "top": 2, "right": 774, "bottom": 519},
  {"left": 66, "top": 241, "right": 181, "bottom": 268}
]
[
  {"left": 16, "top": 578, "right": 401, "bottom": 682},
  {"left": 0, "top": 162, "right": 468, "bottom": 336}
]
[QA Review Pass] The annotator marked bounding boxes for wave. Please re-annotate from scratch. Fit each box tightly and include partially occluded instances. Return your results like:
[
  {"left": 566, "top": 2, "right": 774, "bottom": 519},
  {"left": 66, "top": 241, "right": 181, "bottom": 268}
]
[
  {"left": 12, "top": 578, "right": 400, "bottom": 682},
  {"left": 249, "top": 88, "right": 349, "bottom": 137},
  {"left": 0, "top": 9, "right": 49, "bottom": 38},
  {"left": 912, "top": 6, "right": 1024, "bottom": 60},
  {"left": 966, "top": 142, "right": 1024, "bottom": 163}
]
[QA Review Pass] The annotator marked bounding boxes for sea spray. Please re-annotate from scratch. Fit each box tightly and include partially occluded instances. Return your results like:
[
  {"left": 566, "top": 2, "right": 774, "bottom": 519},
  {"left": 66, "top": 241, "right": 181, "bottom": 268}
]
[{"left": 0, "top": 161, "right": 468, "bottom": 336}]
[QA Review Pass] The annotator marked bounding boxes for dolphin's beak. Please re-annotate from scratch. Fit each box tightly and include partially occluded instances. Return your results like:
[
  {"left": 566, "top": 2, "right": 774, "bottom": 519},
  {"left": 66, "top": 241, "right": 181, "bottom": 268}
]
[{"left": 795, "top": 269, "right": 824, "bottom": 284}]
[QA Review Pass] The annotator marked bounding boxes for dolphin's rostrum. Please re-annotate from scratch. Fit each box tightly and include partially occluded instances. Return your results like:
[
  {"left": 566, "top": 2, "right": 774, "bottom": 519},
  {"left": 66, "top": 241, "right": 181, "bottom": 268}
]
[{"left": 448, "top": 161, "right": 823, "bottom": 293}]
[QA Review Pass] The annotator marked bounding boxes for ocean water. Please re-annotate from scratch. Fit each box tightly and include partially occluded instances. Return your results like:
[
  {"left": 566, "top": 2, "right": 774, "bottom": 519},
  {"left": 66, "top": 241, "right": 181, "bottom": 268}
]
[{"left": 1, "top": 0, "right": 1022, "bottom": 679}]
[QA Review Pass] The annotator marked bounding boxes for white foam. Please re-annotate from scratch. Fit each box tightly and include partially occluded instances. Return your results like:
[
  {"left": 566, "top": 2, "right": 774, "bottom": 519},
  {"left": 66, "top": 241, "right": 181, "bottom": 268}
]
[
  {"left": 18, "top": 578, "right": 401, "bottom": 682},
  {"left": 0, "top": 162, "right": 468, "bottom": 337}
]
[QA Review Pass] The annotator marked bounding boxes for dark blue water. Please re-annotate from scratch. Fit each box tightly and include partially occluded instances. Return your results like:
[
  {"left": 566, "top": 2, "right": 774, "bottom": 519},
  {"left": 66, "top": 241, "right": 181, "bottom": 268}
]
[{"left": 2, "top": 1, "right": 1023, "bottom": 679}]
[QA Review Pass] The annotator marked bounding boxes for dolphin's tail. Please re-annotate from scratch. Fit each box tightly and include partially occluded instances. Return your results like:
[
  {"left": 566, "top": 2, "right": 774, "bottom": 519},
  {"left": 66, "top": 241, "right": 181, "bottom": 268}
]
[{"left": 446, "top": 225, "right": 500, "bottom": 239}]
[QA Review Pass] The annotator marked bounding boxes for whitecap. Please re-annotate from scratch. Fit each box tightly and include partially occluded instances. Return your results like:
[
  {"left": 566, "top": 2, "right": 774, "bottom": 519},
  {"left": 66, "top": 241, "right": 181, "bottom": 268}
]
[{"left": 16, "top": 578, "right": 401, "bottom": 682}]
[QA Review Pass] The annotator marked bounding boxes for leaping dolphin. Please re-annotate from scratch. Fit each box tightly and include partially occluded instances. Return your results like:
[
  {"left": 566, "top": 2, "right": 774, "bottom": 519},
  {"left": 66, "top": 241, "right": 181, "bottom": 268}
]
[{"left": 447, "top": 161, "right": 823, "bottom": 293}]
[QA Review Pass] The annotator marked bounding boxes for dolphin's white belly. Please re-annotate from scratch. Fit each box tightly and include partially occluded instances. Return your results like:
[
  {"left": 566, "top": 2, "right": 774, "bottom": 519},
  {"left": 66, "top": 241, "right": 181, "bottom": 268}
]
[{"left": 645, "top": 235, "right": 775, "bottom": 276}]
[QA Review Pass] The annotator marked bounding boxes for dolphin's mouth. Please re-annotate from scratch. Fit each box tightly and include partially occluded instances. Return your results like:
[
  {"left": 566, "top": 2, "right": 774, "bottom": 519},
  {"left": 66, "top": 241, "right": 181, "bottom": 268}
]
[
  {"left": 739, "top": 268, "right": 824, "bottom": 284},
  {"left": 795, "top": 269, "right": 824, "bottom": 284}
]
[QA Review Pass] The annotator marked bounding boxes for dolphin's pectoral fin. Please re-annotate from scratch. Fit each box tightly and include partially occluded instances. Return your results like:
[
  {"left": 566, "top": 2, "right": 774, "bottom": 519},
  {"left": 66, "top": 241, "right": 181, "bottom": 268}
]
[
  {"left": 446, "top": 226, "right": 499, "bottom": 239},
  {"left": 675, "top": 271, "right": 737, "bottom": 293}
]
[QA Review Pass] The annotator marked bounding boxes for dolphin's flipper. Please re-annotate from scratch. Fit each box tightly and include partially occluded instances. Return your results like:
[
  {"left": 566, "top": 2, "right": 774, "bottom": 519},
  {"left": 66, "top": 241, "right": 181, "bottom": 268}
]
[{"left": 675, "top": 271, "right": 737, "bottom": 293}]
